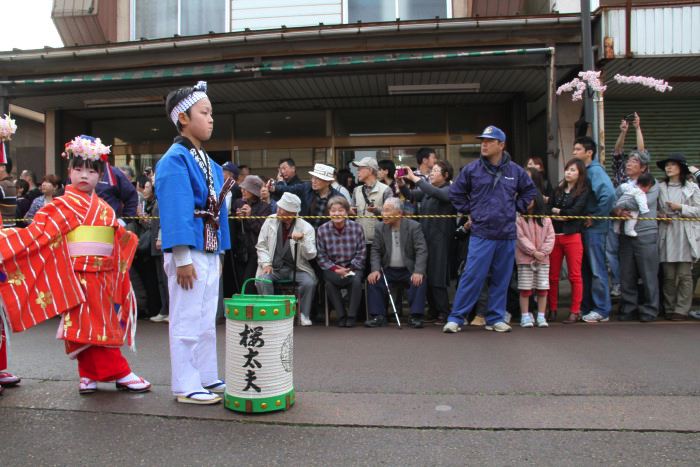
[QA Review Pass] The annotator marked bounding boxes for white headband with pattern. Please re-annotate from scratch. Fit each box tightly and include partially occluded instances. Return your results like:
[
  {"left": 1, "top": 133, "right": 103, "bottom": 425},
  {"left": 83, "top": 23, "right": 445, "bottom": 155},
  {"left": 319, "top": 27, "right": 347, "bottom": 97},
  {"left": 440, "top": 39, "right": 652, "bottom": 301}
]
[{"left": 169, "top": 81, "right": 208, "bottom": 126}]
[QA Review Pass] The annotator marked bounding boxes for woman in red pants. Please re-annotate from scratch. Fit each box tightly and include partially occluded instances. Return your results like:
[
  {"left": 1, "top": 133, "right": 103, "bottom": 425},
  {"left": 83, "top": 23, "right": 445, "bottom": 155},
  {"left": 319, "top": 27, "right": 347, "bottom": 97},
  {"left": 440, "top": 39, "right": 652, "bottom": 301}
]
[{"left": 548, "top": 159, "right": 590, "bottom": 323}]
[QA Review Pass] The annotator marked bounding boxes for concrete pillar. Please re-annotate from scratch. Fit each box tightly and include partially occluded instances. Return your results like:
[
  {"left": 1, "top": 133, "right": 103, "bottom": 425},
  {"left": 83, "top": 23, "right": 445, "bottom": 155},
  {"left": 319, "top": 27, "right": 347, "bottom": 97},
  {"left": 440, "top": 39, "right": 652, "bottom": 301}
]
[
  {"left": 553, "top": 98, "right": 583, "bottom": 181},
  {"left": 44, "top": 110, "right": 57, "bottom": 175}
]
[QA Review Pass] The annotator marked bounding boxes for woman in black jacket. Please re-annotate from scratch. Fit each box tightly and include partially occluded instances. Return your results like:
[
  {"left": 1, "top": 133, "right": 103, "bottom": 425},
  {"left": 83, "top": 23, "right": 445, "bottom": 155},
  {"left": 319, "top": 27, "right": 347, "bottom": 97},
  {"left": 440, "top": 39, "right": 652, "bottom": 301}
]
[
  {"left": 399, "top": 160, "right": 456, "bottom": 324},
  {"left": 547, "top": 158, "right": 590, "bottom": 323}
]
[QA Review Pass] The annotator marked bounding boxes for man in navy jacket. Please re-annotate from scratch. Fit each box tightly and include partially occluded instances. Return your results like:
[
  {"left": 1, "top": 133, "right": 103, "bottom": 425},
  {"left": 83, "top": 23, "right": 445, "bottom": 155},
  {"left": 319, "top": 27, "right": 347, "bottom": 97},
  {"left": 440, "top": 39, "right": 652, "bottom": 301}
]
[{"left": 443, "top": 126, "right": 537, "bottom": 333}]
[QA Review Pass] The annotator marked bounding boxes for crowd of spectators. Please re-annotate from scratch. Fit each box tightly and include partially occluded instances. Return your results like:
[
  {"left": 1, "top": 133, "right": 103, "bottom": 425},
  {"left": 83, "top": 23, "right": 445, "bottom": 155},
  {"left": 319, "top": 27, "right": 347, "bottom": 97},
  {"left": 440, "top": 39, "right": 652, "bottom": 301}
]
[{"left": 5, "top": 115, "right": 700, "bottom": 328}]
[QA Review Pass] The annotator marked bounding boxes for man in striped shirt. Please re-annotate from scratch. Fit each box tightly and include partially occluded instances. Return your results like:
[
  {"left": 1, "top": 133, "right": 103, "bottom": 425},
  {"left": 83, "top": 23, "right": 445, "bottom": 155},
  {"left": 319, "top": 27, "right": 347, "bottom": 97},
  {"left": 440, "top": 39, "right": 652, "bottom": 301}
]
[{"left": 316, "top": 196, "right": 366, "bottom": 327}]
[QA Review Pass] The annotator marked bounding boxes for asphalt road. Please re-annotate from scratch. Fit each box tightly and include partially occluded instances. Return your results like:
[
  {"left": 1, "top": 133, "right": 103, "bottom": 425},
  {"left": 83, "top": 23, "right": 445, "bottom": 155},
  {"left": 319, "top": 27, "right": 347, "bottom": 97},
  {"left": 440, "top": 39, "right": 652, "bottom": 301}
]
[{"left": 1, "top": 319, "right": 699, "bottom": 466}]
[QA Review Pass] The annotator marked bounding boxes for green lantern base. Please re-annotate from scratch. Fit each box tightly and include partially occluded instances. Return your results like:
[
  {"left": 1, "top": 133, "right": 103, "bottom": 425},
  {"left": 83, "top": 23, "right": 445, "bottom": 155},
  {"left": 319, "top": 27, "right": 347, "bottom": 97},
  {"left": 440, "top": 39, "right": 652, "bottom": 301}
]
[{"left": 224, "top": 389, "right": 295, "bottom": 414}]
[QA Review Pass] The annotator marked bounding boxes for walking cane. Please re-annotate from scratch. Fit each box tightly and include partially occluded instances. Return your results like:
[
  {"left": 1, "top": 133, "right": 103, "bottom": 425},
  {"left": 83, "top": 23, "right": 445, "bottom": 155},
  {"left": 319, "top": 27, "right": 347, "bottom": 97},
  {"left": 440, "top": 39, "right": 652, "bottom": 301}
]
[
  {"left": 380, "top": 267, "right": 402, "bottom": 329},
  {"left": 290, "top": 223, "right": 300, "bottom": 323}
]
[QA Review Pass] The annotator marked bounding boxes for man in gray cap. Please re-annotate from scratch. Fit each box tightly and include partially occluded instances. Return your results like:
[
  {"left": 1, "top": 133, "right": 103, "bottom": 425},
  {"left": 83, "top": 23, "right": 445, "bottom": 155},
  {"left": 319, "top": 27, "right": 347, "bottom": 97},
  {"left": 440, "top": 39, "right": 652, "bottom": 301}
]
[
  {"left": 351, "top": 157, "right": 393, "bottom": 270},
  {"left": 255, "top": 192, "right": 318, "bottom": 326},
  {"left": 611, "top": 149, "right": 659, "bottom": 322}
]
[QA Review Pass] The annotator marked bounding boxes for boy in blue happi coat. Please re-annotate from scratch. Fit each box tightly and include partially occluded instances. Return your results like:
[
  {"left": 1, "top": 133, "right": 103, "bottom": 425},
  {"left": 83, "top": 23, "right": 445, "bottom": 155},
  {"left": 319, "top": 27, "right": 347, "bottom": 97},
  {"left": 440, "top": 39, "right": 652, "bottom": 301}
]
[{"left": 155, "top": 81, "right": 234, "bottom": 405}]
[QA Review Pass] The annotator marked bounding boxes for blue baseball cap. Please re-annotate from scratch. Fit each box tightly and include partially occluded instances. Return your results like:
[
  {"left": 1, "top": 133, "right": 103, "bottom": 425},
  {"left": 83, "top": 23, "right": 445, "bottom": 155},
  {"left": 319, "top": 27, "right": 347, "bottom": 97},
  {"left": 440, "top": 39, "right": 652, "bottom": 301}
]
[
  {"left": 476, "top": 125, "right": 506, "bottom": 142},
  {"left": 222, "top": 161, "right": 240, "bottom": 177}
]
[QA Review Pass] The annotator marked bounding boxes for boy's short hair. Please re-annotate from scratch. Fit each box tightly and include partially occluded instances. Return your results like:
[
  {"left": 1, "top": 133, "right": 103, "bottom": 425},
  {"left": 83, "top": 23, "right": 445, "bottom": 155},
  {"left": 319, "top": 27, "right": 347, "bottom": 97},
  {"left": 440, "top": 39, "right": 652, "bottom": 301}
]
[
  {"left": 416, "top": 148, "right": 435, "bottom": 166},
  {"left": 636, "top": 173, "right": 655, "bottom": 188},
  {"left": 165, "top": 86, "right": 197, "bottom": 133}
]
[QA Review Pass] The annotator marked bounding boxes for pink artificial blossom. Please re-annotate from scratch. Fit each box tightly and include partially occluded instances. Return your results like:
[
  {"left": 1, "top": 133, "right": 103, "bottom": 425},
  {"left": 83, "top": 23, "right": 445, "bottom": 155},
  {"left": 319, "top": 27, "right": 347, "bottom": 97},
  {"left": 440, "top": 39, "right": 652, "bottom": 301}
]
[
  {"left": 558, "top": 70, "right": 672, "bottom": 101},
  {"left": 0, "top": 114, "right": 17, "bottom": 141},
  {"left": 613, "top": 74, "right": 673, "bottom": 93},
  {"left": 556, "top": 70, "right": 607, "bottom": 101}
]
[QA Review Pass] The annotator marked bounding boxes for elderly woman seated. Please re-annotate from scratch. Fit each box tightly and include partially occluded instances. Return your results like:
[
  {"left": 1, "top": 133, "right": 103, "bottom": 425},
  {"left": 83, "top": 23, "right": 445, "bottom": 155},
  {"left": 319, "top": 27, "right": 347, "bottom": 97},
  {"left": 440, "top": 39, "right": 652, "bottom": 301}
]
[{"left": 316, "top": 196, "right": 366, "bottom": 327}]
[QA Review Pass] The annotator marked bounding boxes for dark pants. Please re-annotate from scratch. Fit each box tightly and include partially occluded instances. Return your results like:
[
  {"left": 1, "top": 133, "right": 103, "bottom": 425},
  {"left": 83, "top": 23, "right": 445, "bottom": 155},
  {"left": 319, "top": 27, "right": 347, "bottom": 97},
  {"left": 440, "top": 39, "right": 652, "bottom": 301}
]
[
  {"left": 323, "top": 269, "right": 364, "bottom": 319},
  {"left": 427, "top": 285, "right": 449, "bottom": 318},
  {"left": 133, "top": 254, "right": 161, "bottom": 318},
  {"left": 154, "top": 254, "right": 169, "bottom": 315},
  {"left": 367, "top": 267, "right": 427, "bottom": 317},
  {"left": 619, "top": 233, "right": 659, "bottom": 320}
]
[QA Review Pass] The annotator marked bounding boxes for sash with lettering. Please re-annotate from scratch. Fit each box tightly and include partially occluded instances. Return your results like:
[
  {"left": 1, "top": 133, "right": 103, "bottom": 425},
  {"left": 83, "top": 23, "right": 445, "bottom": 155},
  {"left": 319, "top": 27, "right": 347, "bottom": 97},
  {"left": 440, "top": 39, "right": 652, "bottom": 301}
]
[{"left": 0, "top": 185, "right": 137, "bottom": 355}]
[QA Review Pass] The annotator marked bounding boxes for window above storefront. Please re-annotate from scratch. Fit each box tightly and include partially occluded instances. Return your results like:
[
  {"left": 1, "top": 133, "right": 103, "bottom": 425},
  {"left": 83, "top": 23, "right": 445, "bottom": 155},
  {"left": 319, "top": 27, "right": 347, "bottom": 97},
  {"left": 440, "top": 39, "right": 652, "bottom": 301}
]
[
  {"left": 334, "top": 107, "right": 445, "bottom": 137},
  {"left": 347, "top": 0, "right": 450, "bottom": 23},
  {"left": 132, "top": 0, "right": 227, "bottom": 40}
]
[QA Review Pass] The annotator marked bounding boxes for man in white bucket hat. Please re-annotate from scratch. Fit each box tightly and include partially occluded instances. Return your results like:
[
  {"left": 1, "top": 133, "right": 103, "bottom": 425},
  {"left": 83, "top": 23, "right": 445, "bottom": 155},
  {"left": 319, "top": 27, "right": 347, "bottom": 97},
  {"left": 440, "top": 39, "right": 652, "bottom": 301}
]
[
  {"left": 255, "top": 192, "right": 318, "bottom": 326},
  {"left": 267, "top": 162, "right": 341, "bottom": 230}
]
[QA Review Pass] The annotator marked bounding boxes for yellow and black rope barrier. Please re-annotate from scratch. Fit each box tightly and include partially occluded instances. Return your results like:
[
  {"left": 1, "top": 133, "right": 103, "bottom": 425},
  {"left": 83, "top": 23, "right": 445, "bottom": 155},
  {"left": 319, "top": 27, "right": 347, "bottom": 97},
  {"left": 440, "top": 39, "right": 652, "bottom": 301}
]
[{"left": 7, "top": 214, "right": 700, "bottom": 223}]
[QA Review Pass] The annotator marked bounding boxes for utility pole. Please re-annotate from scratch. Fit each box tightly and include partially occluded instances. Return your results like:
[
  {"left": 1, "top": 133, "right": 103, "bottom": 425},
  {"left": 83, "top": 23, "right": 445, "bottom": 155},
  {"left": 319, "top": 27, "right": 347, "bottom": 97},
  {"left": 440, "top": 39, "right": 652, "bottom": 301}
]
[{"left": 580, "top": 0, "right": 599, "bottom": 150}]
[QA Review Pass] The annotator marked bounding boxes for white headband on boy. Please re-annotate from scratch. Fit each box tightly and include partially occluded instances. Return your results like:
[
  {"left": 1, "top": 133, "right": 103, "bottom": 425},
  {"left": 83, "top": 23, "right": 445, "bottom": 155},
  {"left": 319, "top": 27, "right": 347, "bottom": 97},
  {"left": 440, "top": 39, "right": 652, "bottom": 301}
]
[{"left": 169, "top": 81, "right": 208, "bottom": 126}]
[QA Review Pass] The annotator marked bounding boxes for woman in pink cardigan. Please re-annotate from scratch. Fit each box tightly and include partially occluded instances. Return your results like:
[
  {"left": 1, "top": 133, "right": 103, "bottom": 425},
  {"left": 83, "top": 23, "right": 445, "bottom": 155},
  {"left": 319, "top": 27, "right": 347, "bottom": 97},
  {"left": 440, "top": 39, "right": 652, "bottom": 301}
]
[{"left": 516, "top": 190, "right": 555, "bottom": 328}]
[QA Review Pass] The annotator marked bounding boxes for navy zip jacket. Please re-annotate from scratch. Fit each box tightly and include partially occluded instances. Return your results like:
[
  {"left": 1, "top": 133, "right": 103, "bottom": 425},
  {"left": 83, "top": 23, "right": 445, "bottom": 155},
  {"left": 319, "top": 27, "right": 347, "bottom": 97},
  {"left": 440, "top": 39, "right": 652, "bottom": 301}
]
[{"left": 449, "top": 152, "right": 537, "bottom": 240}]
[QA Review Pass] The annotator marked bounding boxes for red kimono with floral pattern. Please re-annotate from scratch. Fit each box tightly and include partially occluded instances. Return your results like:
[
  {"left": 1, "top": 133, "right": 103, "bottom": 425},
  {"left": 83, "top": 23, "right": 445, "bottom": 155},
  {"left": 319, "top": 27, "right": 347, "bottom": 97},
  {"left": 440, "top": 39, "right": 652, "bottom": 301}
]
[{"left": 0, "top": 185, "right": 137, "bottom": 356}]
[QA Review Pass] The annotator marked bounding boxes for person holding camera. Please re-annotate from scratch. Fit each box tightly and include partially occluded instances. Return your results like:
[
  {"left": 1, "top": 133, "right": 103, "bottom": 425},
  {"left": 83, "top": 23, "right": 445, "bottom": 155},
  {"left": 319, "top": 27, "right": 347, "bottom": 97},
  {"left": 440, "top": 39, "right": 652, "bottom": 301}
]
[
  {"left": 398, "top": 160, "right": 456, "bottom": 324},
  {"left": 607, "top": 112, "right": 647, "bottom": 298},
  {"left": 351, "top": 157, "right": 393, "bottom": 270}
]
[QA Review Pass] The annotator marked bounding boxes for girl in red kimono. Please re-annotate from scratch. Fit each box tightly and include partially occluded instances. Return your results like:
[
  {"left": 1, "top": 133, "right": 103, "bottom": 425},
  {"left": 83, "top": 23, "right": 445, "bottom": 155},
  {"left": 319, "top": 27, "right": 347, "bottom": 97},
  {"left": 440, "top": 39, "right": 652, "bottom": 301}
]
[
  {"left": 0, "top": 135, "right": 150, "bottom": 395},
  {"left": 0, "top": 232, "right": 21, "bottom": 396}
]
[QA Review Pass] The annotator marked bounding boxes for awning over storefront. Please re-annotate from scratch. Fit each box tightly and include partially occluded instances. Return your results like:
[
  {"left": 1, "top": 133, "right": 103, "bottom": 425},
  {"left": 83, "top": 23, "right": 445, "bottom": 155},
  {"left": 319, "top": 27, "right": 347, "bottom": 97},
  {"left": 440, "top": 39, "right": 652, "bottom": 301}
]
[{"left": 3, "top": 47, "right": 554, "bottom": 85}]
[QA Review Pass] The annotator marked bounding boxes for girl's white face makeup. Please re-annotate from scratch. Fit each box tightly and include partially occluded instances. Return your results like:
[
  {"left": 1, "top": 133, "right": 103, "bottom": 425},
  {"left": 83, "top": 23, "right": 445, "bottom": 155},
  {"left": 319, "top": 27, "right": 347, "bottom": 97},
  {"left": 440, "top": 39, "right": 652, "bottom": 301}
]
[{"left": 69, "top": 165, "right": 100, "bottom": 193}]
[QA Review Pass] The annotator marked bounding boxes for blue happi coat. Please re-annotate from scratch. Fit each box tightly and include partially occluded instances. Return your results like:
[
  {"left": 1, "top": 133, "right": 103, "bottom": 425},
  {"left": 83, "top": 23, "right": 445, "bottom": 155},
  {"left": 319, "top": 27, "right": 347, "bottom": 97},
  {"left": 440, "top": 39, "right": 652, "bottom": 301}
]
[{"left": 155, "top": 137, "right": 231, "bottom": 253}]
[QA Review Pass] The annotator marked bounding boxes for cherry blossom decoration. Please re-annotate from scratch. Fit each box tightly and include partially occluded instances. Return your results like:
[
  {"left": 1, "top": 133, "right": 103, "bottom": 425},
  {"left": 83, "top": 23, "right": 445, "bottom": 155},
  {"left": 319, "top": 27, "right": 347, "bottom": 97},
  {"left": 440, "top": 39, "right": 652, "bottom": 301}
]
[
  {"left": 0, "top": 114, "right": 17, "bottom": 142},
  {"left": 557, "top": 71, "right": 672, "bottom": 101},
  {"left": 0, "top": 114, "right": 17, "bottom": 164}
]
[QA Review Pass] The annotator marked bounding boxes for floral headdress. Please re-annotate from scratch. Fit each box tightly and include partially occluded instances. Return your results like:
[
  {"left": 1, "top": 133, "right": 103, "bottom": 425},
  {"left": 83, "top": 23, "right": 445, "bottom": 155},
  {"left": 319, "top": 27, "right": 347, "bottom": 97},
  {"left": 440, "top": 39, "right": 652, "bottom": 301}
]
[
  {"left": 61, "top": 135, "right": 111, "bottom": 161},
  {"left": 0, "top": 114, "right": 17, "bottom": 164},
  {"left": 62, "top": 135, "right": 117, "bottom": 186}
]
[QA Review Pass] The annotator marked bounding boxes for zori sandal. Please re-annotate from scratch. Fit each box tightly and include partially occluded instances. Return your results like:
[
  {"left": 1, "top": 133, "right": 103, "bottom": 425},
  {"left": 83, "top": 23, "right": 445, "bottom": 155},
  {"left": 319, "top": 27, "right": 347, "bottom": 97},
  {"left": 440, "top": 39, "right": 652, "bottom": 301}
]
[
  {"left": 203, "top": 380, "right": 226, "bottom": 394},
  {"left": 176, "top": 391, "right": 222, "bottom": 405},
  {"left": 79, "top": 377, "right": 98, "bottom": 395},
  {"left": 0, "top": 372, "right": 20, "bottom": 387},
  {"left": 115, "top": 374, "right": 151, "bottom": 393}
]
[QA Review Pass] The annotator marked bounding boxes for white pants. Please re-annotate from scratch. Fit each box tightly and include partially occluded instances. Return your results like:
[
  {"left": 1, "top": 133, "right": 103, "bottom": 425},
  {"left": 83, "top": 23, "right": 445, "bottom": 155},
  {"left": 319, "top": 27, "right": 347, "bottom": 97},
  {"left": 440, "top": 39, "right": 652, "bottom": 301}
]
[{"left": 164, "top": 250, "right": 220, "bottom": 396}]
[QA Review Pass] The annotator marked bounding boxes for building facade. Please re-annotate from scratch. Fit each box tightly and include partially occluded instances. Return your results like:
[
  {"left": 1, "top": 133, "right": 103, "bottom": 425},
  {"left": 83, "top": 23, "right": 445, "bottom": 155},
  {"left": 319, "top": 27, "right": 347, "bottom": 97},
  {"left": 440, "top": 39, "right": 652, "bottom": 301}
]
[{"left": 2, "top": 0, "right": 697, "bottom": 185}]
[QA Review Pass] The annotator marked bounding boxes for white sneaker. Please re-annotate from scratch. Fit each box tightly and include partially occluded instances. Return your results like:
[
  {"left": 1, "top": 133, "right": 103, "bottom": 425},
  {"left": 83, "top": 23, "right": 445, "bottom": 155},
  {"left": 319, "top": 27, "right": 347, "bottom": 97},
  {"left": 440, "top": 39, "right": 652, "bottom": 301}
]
[
  {"left": 582, "top": 311, "right": 609, "bottom": 323},
  {"left": 536, "top": 315, "right": 549, "bottom": 328},
  {"left": 520, "top": 313, "right": 534, "bottom": 328},
  {"left": 485, "top": 322, "right": 512, "bottom": 332},
  {"left": 442, "top": 322, "right": 461, "bottom": 333},
  {"left": 150, "top": 313, "right": 168, "bottom": 322},
  {"left": 610, "top": 284, "right": 621, "bottom": 297},
  {"left": 300, "top": 315, "right": 312, "bottom": 326},
  {"left": 164, "top": 315, "right": 169, "bottom": 322},
  {"left": 504, "top": 312, "right": 512, "bottom": 324}
]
